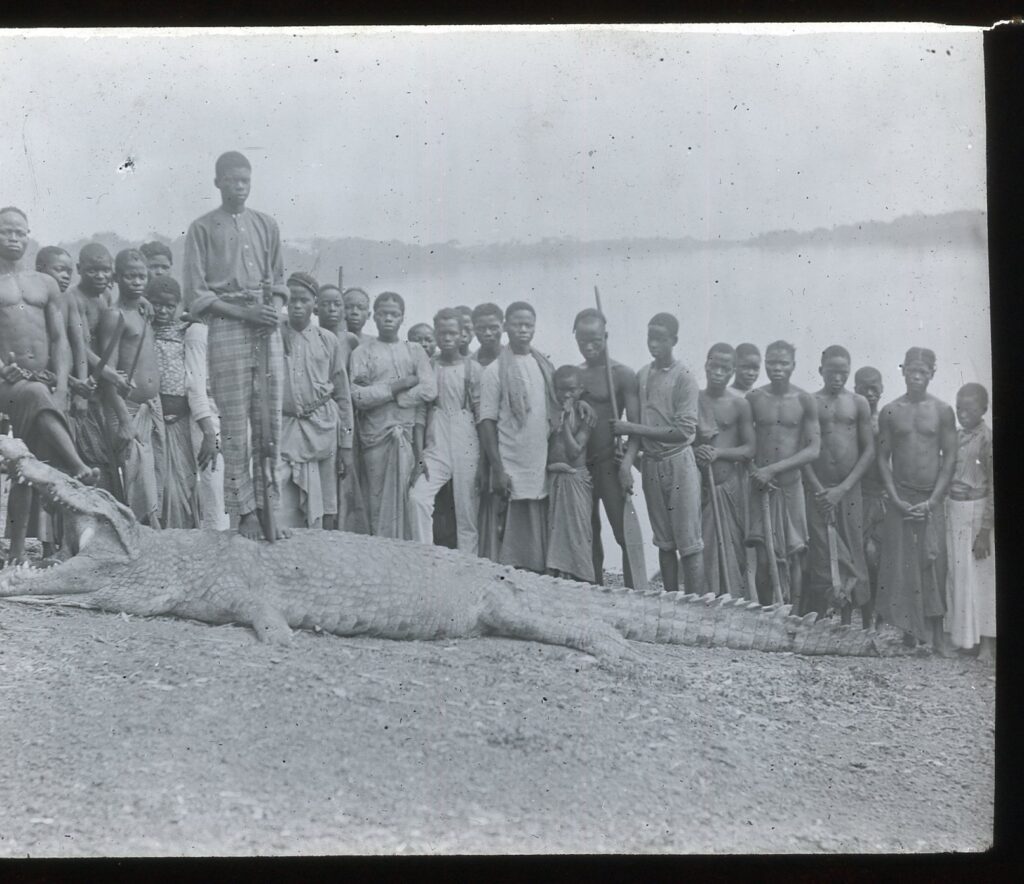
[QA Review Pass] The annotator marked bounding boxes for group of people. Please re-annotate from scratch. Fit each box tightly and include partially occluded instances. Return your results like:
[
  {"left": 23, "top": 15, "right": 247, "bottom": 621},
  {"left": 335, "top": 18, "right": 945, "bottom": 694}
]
[{"left": 0, "top": 150, "right": 994, "bottom": 660}]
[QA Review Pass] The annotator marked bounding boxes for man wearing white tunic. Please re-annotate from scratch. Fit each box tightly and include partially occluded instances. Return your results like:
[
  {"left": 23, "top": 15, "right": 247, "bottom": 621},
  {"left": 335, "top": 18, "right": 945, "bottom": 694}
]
[
  {"left": 409, "top": 309, "right": 483, "bottom": 553},
  {"left": 349, "top": 292, "right": 437, "bottom": 539},
  {"left": 479, "top": 301, "right": 558, "bottom": 573}
]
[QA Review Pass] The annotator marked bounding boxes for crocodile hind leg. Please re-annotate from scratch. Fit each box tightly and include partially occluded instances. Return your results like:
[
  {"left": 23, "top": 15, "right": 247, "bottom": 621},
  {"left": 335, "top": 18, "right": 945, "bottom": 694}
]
[{"left": 479, "top": 589, "right": 642, "bottom": 662}]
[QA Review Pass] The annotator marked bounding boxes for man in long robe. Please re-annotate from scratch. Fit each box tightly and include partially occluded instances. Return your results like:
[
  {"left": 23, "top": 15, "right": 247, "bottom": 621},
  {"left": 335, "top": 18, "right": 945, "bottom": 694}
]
[{"left": 182, "top": 151, "right": 288, "bottom": 540}]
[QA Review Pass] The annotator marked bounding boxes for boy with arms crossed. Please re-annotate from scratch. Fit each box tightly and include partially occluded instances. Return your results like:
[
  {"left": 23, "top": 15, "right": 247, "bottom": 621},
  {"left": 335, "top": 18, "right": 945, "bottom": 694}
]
[{"left": 277, "top": 273, "right": 353, "bottom": 529}]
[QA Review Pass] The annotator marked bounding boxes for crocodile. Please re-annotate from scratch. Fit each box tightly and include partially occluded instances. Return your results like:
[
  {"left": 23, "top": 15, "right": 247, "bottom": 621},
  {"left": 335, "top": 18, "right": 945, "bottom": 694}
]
[{"left": 0, "top": 436, "right": 899, "bottom": 659}]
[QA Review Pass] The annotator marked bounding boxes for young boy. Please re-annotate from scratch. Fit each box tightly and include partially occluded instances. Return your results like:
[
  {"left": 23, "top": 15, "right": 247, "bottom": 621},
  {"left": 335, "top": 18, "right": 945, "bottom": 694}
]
[
  {"left": 853, "top": 365, "right": 887, "bottom": 626},
  {"left": 350, "top": 291, "right": 436, "bottom": 539},
  {"left": 407, "top": 322, "right": 437, "bottom": 359},
  {"left": 745, "top": 341, "right": 821, "bottom": 608},
  {"left": 802, "top": 346, "right": 875, "bottom": 623},
  {"left": 545, "top": 365, "right": 595, "bottom": 583},
  {"left": 149, "top": 276, "right": 219, "bottom": 528},
  {"left": 876, "top": 347, "right": 957, "bottom": 651},
  {"left": 140, "top": 241, "right": 174, "bottom": 280},
  {"left": 317, "top": 282, "right": 363, "bottom": 532},
  {"left": 573, "top": 307, "right": 641, "bottom": 587},
  {"left": 276, "top": 272, "right": 354, "bottom": 529},
  {"left": 472, "top": 301, "right": 506, "bottom": 558},
  {"left": 944, "top": 383, "right": 994, "bottom": 661},
  {"left": 343, "top": 287, "right": 374, "bottom": 344},
  {"left": 409, "top": 307, "right": 483, "bottom": 553},
  {"left": 455, "top": 305, "right": 474, "bottom": 357},
  {"left": 614, "top": 313, "right": 704, "bottom": 595},
  {"left": 694, "top": 343, "right": 755, "bottom": 598},
  {"left": 31, "top": 246, "right": 90, "bottom": 554},
  {"left": 97, "top": 249, "right": 165, "bottom": 527},
  {"left": 65, "top": 243, "right": 128, "bottom": 494},
  {"left": 731, "top": 343, "right": 761, "bottom": 394}
]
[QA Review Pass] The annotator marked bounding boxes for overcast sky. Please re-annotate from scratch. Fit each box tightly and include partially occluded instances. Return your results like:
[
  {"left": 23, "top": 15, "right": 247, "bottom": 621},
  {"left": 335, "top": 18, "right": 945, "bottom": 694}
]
[{"left": 0, "top": 26, "right": 986, "bottom": 246}]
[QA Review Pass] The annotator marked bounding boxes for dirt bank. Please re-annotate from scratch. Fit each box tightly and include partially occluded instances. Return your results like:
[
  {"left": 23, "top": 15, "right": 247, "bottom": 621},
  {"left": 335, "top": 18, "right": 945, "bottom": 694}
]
[{"left": 0, "top": 589, "right": 993, "bottom": 856}]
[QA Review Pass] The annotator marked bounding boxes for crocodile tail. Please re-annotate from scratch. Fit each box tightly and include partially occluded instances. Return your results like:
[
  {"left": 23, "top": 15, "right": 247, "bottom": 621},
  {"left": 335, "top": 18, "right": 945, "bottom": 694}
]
[{"left": 541, "top": 579, "right": 883, "bottom": 656}]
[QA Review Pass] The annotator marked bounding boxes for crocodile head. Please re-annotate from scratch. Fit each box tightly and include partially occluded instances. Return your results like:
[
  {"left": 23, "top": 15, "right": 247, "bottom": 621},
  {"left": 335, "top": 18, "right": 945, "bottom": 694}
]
[{"left": 0, "top": 436, "right": 141, "bottom": 597}]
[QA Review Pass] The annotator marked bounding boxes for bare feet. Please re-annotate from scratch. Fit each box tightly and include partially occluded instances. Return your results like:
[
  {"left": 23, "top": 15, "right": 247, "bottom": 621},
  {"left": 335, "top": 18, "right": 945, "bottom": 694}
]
[
  {"left": 238, "top": 511, "right": 293, "bottom": 541},
  {"left": 238, "top": 512, "right": 264, "bottom": 540},
  {"left": 73, "top": 466, "right": 100, "bottom": 486}
]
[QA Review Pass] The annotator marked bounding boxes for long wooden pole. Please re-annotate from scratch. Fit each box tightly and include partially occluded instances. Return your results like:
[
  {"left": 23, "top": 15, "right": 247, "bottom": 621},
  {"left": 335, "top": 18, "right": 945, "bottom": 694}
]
[
  {"left": 259, "top": 255, "right": 278, "bottom": 543},
  {"left": 705, "top": 466, "right": 733, "bottom": 598},
  {"left": 760, "top": 486, "right": 784, "bottom": 605}
]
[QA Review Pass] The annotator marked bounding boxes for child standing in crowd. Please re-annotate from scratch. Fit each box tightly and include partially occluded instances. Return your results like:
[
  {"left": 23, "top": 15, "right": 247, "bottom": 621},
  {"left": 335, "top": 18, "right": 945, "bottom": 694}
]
[
  {"left": 409, "top": 308, "right": 483, "bottom": 553},
  {"left": 140, "top": 241, "right": 174, "bottom": 280},
  {"left": 803, "top": 346, "right": 874, "bottom": 623},
  {"left": 149, "top": 276, "right": 218, "bottom": 528},
  {"left": 407, "top": 322, "right": 437, "bottom": 359},
  {"left": 472, "top": 302, "right": 506, "bottom": 559},
  {"left": 854, "top": 365, "right": 887, "bottom": 627},
  {"left": 694, "top": 343, "right": 755, "bottom": 598},
  {"left": 614, "top": 313, "right": 704, "bottom": 595},
  {"left": 343, "top": 287, "right": 374, "bottom": 344},
  {"left": 277, "top": 273, "right": 353, "bottom": 529},
  {"left": 97, "top": 249, "right": 164, "bottom": 527},
  {"left": 944, "top": 383, "right": 995, "bottom": 660},
  {"left": 545, "top": 365, "right": 595, "bottom": 584},
  {"left": 350, "top": 291, "right": 436, "bottom": 539}
]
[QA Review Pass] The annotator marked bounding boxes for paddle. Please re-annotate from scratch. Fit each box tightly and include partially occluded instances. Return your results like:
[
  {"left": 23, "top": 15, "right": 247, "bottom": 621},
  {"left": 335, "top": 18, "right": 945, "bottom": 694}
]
[{"left": 593, "top": 286, "right": 648, "bottom": 591}]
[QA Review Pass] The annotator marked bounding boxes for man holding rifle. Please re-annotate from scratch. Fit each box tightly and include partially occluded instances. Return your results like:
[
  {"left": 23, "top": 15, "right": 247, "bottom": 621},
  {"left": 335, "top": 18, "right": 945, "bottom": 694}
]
[{"left": 183, "top": 151, "right": 288, "bottom": 541}]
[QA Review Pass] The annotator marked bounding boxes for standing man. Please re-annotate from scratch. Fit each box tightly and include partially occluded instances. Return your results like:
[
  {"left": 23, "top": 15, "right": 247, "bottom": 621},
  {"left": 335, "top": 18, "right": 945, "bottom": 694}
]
[
  {"left": 0, "top": 207, "right": 99, "bottom": 563},
  {"left": 182, "top": 151, "right": 288, "bottom": 540},
  {"left": 802, "top": 345, "right": 875, "bottom": 622},
  {"left": 573, "top": 307, "right": 640, "bottom": 587},
  {"left": 614, "top": 313, "right": 704, "bottom": 595},
  {"left": 349, "top": 291, "right": 436, "bottom": 539},
  {"left": 694, "top": 343, "right": 755, "bottom": 597},
  {"left": 472, "top": 302, "right": 505, "bottom": 559},
  {"left": 745, "top": 341, "right": 821, "bottom": 608},
  {"left": 479, "top": 301, "right": 559, "bottom": 573},
  {"left": 876, "top": 347, "right": 957, "bottom": 651}
]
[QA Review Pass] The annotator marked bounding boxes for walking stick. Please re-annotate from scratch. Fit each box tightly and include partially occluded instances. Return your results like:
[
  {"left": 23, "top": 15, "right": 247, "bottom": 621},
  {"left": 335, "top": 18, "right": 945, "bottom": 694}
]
[
  {"left": 593, "top": 285, "right": 648, "bottom": 590},
  {"left": 259, "top": 257, "right": 279, "bottom": 543},
  {"left": 760, "top": 483, "right": 785, "bottom": 606},
  {"left": 704, "top": 466, "right": 733, "bottom": 598}
]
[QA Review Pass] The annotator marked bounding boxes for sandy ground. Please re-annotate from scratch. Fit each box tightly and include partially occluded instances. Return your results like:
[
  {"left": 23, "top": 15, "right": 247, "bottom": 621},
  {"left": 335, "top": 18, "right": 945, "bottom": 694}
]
[{"left": 0, "top": 566, "right": 995, "bottom": 857}]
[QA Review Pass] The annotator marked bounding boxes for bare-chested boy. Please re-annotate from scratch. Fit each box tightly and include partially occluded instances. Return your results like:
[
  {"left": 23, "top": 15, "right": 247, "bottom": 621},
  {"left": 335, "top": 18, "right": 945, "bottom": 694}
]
[
  {"left": 573, "top": 307, "right": 640, "bottom": 587},
  {"left": 731, "top": 343, "right": 761, "bottom": 394},
  {"left": 853, "top": 365, "right": 886, "bottom": 626},
  {"left": 745, "top": 341, "right": 821, "bottom": 608},
  {"left": 694, "top": 343, "right": 755, "bottom": 597},
  {"left": 802, "top": 346, "right": 875, "bottom": 624},
  {"left": 0, "top": 207, "right": 98, "bottom": 563},
  {"left": 876, "top": 347, "right": 957, "bottom": 651},
  {"left": 97, "top": 249, "right": 164, "bottom": 527}
]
